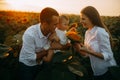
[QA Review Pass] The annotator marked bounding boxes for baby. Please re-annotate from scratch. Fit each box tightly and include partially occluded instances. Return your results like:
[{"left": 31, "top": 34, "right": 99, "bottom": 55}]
[{"left": 43, "top": 15, "right": 71, "bottom": 62}]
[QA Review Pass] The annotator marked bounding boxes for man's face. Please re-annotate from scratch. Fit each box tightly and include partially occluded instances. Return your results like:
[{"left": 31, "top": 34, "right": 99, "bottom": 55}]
[{"left": 46, "top": 16, "right": 59, "bottom": 34}]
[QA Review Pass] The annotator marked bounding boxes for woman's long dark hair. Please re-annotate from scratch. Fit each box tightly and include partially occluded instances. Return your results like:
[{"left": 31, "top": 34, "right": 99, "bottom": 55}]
[{"left": 81, "top": 6, "right": 113, "bottom": 46}]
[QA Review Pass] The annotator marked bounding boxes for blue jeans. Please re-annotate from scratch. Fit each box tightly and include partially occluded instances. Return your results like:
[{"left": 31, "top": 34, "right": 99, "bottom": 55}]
[{"left": 19, "top": 62, "right": 42, "bottom": 80}]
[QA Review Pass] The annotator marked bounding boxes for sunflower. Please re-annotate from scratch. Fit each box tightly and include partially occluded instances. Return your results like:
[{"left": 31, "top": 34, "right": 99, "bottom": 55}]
[{"left": 66, "top": 31, "right": 81, "bottom": 43}]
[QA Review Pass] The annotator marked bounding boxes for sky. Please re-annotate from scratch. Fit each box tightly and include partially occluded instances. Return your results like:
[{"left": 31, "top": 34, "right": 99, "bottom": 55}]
[{"left": 0, "top": 0, "right": 120, "bottom": 16}]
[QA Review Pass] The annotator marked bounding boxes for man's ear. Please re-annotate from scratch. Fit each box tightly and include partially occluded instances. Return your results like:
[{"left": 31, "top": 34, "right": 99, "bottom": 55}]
[{"left": 41, "top": 22, "right": 48, "bottom": 29}]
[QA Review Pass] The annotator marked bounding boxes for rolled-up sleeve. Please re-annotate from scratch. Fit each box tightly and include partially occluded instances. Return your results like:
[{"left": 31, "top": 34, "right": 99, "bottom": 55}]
[{"left": 97, "top": 30, "right": 113, "bottom": 61}]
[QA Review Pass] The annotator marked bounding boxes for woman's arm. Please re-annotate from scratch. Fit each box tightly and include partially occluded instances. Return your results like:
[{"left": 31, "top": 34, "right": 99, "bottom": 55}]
[
  {"left": 96, "top": 29, "right": 113, "bottom": 61},
  {"left": 80, "top": 47, "right": 104, "bottom": 59},
  {"left": 74, "top": 43, "right": 104, "bottom": 59}
]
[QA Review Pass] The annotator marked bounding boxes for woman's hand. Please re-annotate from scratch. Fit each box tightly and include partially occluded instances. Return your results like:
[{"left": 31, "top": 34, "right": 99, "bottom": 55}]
[
  {"left": 73, "top": 43, "right": 88, "bottom": 56},
  {"left": 73, "top": 43, "right": 81, "bottom": 51},
  {"left": 80, "top": 46, "right": 88, "bottom": 51}
]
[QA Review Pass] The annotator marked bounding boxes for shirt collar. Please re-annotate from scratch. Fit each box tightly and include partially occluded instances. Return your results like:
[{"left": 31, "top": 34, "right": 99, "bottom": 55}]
[{"left": 87, "top": 26, "right": 97, "bottom": 34}]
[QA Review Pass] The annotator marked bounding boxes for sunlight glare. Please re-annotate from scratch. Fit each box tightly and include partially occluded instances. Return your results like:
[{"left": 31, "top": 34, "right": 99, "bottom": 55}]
[{"left": 5, "top": 0, "right": 27, "bottom": 11}]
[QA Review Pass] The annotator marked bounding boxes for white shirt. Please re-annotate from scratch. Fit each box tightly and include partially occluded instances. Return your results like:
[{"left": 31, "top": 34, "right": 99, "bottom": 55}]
[
  {"left": 55, "top": 28, "right": 68, "bottom": 45},
  {"left": 84, "top": 26, "right": 117, "bottom": 76},
  {"left": 52, "top": 28, "right": 69, "bottom": 53},
  {"left": 43, "top": 28, "right": 68, "bottom": 50},
  {"left": 19, "top": 23, "right": 49, "bottom": 66}
]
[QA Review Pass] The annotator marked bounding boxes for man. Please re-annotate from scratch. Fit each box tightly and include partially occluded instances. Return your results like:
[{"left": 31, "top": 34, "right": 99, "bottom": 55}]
[{"left": 19, "top": 7, "right": 59, "bottom": 80}]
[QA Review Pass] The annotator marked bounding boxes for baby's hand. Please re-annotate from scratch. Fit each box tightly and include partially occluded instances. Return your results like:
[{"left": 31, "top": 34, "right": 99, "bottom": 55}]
[
  {"left": 62, "top": 43, "right": 71, "bottom": 50},
  {"left": 49, "top": 32, "right": 60, "bottom": 42},
  {"left": 50, "top": 41, "right": 62, "bottom": 50}
]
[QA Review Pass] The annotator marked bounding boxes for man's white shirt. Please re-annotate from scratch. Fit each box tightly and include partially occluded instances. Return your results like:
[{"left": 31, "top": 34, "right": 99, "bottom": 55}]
[{"left": 19, "top": 23, "right": 49, "bottom": 66}]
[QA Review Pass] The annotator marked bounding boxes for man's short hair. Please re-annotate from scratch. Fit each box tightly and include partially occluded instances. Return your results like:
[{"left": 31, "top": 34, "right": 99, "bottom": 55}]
[{"left": 40, "top": 7, "right": 59, "bottom": 24}]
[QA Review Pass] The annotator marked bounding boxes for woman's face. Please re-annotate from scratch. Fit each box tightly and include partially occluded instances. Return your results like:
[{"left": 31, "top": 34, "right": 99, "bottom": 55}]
[{"left": 80, "top": 13, "right": 93, "bottom": 29}]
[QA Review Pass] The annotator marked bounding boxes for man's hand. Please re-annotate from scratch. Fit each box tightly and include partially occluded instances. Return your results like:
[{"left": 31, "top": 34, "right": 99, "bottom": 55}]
[{"left": 36, "top": 49, "right": 48, "bottom": 63}]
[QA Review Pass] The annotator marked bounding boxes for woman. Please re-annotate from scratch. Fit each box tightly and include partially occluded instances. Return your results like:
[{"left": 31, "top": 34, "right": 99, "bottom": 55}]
[{"left": 75, "top": 6, "right": 117, "bottom": 80}]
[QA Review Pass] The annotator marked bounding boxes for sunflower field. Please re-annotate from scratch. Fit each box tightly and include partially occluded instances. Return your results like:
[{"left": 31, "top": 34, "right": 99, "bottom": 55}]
[{"left": 0, "top": 11, "right": 120, "bottom": 80}]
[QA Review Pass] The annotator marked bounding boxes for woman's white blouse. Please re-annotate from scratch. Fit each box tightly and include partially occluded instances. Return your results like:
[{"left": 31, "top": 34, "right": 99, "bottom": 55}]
[{"left": 84, "top": 26, "right": 117, "bottom": 76}]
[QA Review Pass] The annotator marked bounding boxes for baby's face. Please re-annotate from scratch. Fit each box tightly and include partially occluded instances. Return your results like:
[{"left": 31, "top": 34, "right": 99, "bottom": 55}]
[{"left": 59, "top": 18, "right": 69, "bottom": 31}]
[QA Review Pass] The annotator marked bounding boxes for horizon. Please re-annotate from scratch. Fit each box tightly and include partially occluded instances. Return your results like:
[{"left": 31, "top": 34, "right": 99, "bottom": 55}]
[
  {"left": 0, "top": 0, "right": 120, "bottom": 16},
  {"left": 0, "top": 10, "right": 119, "bottom": 17}
]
